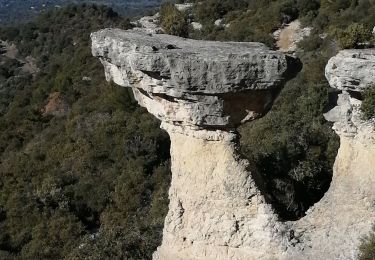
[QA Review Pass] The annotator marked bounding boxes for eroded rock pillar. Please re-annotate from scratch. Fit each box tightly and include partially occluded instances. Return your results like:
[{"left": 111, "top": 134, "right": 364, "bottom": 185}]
[
  {"left": 287, "top": 49, "right": 375, "bottom": 260},
  {"left": 91, "top": 29, "right": 299, "bottom": 259},
  {"left": 155, "top": 125, "right": 285, "bottom": 260}
]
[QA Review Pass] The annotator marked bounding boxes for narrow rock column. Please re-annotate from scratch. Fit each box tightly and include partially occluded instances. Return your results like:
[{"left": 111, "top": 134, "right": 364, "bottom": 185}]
[
  {"left": 287, "top": 49, "right": 375, "bottom": 260},
  {"left": 155, "top": 125, "right": 284, "bottom": 260},
  {"left": 91, "top": 29, "right": 299, "bottom": 259}
]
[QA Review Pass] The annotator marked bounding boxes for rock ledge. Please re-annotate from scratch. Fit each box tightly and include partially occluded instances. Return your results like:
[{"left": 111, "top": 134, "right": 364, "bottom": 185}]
[{"left": 91, "top": 29, "right": 299, "bottom": 137}]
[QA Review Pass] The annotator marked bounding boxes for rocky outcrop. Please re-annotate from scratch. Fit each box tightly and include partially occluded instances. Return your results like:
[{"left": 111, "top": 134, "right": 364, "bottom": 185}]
[
  {"left": 92, "top": 28, "right": 299, "bottom": 259},
  {"left": 273, "top": 20, "right": 312, "bottom": 53},
  {"left": 324, "top": 50, "right": 375, "bottom": 136},
  {"left": 91, "top": 29, "right": 299, "bottom": 138},
  {"left": 92, "top": 27, "right": 375, "bottom": 259},
  {"left": 325, "top": 49, "right": 375, "bottom": 93},
  {"left": 156, "top": 133, "right": 289, "bottom": 260},
  {"left": 286, "top": 49, "right": 375, "bottom": 260},
  {"left": 131, "top": 13, "right": 163, "bottom": 34}
]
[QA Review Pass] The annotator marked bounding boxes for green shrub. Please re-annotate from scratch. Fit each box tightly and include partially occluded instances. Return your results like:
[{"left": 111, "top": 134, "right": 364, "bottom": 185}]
[
  {"left": 0, "top": 5, "right": 171, "bottom": 259},
  {"left": 361, "top": 86, "right": 375, "bottom": 120},
  {"left": 159, "top": 3, "right": 188, "bottom": 37},
  {"left": 297, "top": 0, "right": 320, "bottom": 16},
  {"left": 320, "top": 0, "right": 352, "bottom": 12},
  {"left": 335, "top": 23, "right": 372, "bottom": 49},
  {"left": 279, "top": 0, "right": 299, "bottom": 23},
  {"left": 239, "top": 50, "right": 339, "bottom": 220},
  {"left": 359, "top": 226, "right": 375, "bottom": 260}
]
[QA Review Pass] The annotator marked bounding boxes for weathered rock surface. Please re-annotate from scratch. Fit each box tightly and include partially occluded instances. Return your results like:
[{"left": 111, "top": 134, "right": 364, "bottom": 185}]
[
  {"left": 92, "top": 28, "right": 298, "bottom": 259},
  {"left": 324, "top": 49, "right": 375, "bottom": 137},
  {"left": 273, "top": 20, "right": 312, "bottom": 53},
  {"left": 154, "top": 130, "right": 289, "bottom": 260},
  {"left": 325, "top": 49, "right": 375, "bottom": 92},
  {"left": 287, "top": 134, "right": 375, "bottom": 260},
  {"left": 287, "top": 49, "right": 375, "bottom": 259},
  {"left": 191, "top": 22, "right": 203, "bottom": 30},
  {"left": 92, "top": 29, "right": 298, "bottom": 136},
  {"left": 131, "top": 13, "right": 163, "bottom": 34}
]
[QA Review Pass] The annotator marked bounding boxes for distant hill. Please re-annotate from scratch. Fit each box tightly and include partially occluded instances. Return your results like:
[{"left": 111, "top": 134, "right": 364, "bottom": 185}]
[{"left": 0, "top": 0, "right": 161, "bottom": 24}]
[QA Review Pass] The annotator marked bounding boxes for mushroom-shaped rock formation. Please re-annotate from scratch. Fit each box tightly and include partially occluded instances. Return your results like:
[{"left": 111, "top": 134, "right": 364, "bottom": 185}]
[
  {"left": 91, "top": 29, "right": 299, "bottom": 140},
  {"left": 286, "top": 49, "right": 375, "bottom": 260},
  {"left": 91, "top": 29, "right": 300, "bottom": 259}
]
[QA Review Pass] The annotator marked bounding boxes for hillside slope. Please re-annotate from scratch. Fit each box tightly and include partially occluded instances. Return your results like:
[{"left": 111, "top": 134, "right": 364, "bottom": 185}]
[{"left": 0, "top": 5, "right": 170, "bottom": 259}]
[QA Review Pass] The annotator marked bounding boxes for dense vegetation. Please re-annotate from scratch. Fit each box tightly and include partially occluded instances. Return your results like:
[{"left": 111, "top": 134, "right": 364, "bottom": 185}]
[
  {"left": 362, "top": 85, "right": 375, "bottom": 120},
  {"left": 359, "top": 226, "right": 375, "bottom": 260},
  {"left": 0, "top": 4, "right": 170, "bottom": 259},
  {"left": 239, "top": 48, "right": 339, "bottom": 219},
  {"left": 159, "top": 3, "right": 188, "bottom": 37},
  {"left": 166, "top": 0, "right": 375, "bottom": 50}
]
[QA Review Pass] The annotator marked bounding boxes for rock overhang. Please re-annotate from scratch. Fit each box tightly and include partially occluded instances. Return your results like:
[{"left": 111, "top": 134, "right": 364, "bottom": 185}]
[
  {"left": 324, "top": 49, "right": 375, "bottom": 136},
  {"left": 91, "top": 29, "right": 300, "bottom": 132},
  {"left": 325, "top": 49, "right": 375, "bottom": 93}
]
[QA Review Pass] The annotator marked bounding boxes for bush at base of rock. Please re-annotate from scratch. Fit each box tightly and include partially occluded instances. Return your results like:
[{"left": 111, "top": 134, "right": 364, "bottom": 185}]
[
  {"left": 359, "top": 226, "right": 375, "bottom": 260},
  {"left": 334, "top": 23, "right": 372, "bottom": 49},
  {"left": 361, "top": 86, "right": 375, "bottom": 120}
]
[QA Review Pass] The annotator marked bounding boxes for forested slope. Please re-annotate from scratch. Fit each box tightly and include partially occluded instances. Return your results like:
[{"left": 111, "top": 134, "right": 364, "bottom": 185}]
[{"left": 0, "top": 5, "right": 170, "bottom": 259}]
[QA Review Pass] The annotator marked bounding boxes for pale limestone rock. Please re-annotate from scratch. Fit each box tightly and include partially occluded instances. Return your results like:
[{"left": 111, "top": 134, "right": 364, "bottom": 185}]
[
  {"left": 131, "top": 13, "right": 163, "bottom": 34},
  {"left": 91, "top": 28, "right": 298, "bottom": 259},
  {"left": 175, "top": 3, "right": 193, "bottom": 12},
  {"left": 323, "top": 92, "right": 359, "bottom": 136},
  {"left": 213, "top": 19, "right": 230, "bottom": 28},
  {"left": 286, "top": 49, "right": 375, "bottom": 260},
  {"left": 325, "top": 49, "right": 375, "bottom": 92},
  {"left": 274, "top": 20, "right": 312, "bottom": 53},
  {"left": 214, "top": 19, "right": 223, "bottom": 26},
  {"left": 154, "top": 128, "right": 289, "bottom": 260},
  {"left": 91, "top": 29, "right": 298, "bottom": 137},
  {"left": 324, "top": 49, "right": 375, "bottom": 137},
  {"left": 191, "top": 22, "right": 203, "bottom": 30},
  {"left": 287, "top": 134, "right": 375, "bottom": 260}
]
